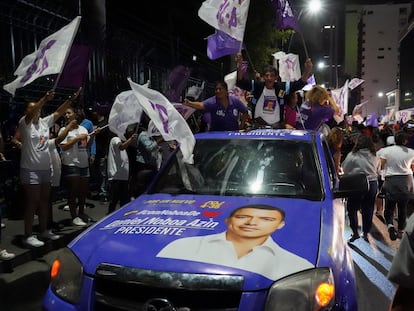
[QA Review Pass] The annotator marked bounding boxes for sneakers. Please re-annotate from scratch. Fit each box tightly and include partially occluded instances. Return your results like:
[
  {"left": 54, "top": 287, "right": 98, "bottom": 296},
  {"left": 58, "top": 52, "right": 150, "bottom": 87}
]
[
  {"left": 24, "top": 235, "right": 45, "bottom": 248},
  {"left": 1, "top": 223, "right": 5, "bottom": 229},
  {"left": 40, "top": 230, "right": 61, "bottom": 241},
  {"left": 0, "top": 249, "right": 15, "bottom": 260},
  {"left": 388, "top": 226, "right": 397, "bottom": 241},
  {"left": 72, "top": 217, "right": 87, "bottom": 227},
  {"left": 63, "top": 205, "right": 70, "bottom": 211}
]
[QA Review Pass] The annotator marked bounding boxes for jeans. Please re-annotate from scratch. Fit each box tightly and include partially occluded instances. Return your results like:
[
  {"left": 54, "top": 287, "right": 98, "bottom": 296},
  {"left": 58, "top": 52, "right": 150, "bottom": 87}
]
[{"left": 347, "top": 180, "right": 378, "bottom": 235}]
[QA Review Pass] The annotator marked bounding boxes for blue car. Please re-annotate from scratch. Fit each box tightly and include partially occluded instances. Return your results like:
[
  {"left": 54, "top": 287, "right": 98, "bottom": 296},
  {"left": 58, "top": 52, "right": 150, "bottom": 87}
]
[{"left": 43, "top": 129, "right": 367, "bottom": 311}]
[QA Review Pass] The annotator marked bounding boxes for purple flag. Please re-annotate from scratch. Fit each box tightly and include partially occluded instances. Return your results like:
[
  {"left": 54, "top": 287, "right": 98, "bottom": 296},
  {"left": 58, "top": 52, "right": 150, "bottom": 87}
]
[
  {"left": 273, "top": 0, "right": 300, "bottom": 32},
  {"left": 165, "top": 65, "right": 192, "bottom": 103},
  {"left": 57, "top": 44, "right": 91, "bottom": 88},
  {"left": 365, "top": 112, "right": 379, "bottom": 127},
  {"left": 207, "top": 30, "right": 243, "bottom": 60}
]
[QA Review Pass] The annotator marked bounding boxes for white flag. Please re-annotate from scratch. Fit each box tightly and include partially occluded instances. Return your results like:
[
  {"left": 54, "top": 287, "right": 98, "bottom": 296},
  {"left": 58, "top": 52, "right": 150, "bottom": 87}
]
[
  {"left": 331, "top": 79, "right": 349, "bottom": 123},
  {"left": 3, "top": 16, "right": 81, "bottom": 96},
  {"left": 128, "top": 78, "right": 195, "bottom": 164},
  {"left": 272, "top": 51, "right": 301, "bottom": 82},
  {"left": 198, "top": 0, "right": 250, "bottom": 41},
  {"left": 348, "top": 78, "right": 364, "bottom": 90},
  {"left": 108, "top": 90, "right": 143, "bottom": 140}
]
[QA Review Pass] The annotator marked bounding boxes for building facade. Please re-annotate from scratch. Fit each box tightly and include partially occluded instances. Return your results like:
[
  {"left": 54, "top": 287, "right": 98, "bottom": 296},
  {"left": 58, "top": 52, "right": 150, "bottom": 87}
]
[{"left": 345, "top": 3, "right": 411, "bottom": 117}]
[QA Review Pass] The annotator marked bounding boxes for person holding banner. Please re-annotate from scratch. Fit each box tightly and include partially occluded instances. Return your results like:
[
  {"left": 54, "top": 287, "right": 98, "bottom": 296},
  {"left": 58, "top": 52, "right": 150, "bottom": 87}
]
[
  {"left": 19, "top": 88, "right": 80, "bottom": 248},
  {"left": 236, "top": 53, "right": 313, "bottom": 129},
  {"left": 183, "top": 80, "right": 248, "bottom": 131}
]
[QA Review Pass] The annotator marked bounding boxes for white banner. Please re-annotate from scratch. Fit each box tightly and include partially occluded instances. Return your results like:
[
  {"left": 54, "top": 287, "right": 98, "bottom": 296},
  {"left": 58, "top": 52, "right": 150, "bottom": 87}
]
[
  {"left": 3, "top": 16, "right": 81, "bottom": 96},
  {"left": 331, "top": 79, "right": 349, "bottom": 123},
  {"left": 108, "top": 90, "right": 143, "bottom": 140},
  {"left": 128, "top": 78, "right": 195, "bottom": 164},
  {"left": 272, "top": 51, "right": 301, "bottom": 82},
  {"left": 198, "top": 0, "right": 250, "bottom": 41}
]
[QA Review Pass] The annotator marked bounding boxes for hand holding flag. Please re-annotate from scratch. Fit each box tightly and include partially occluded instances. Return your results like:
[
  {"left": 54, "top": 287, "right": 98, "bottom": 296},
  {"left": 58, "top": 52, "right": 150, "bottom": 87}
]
[
  {"left": 128, "top": 78, "right": 195, "bottom": 164},
  {"left": 3, "top": 16, "right": 81, "bottom": 96}
]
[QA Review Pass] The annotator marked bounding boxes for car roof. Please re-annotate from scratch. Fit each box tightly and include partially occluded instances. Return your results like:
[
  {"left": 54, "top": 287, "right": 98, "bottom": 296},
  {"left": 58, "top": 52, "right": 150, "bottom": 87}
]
[{"left": 194, "top": 129, "right": 320, "bottom": 143}]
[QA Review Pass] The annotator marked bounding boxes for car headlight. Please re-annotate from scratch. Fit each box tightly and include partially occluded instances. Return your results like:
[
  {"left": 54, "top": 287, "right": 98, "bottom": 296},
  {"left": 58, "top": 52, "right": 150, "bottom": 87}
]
[
  {"left": 265, "top": 268, "right": 335, "bottom": 311},
  {"left": 50, "top": 247, "right": 83, "bottom": 304}
]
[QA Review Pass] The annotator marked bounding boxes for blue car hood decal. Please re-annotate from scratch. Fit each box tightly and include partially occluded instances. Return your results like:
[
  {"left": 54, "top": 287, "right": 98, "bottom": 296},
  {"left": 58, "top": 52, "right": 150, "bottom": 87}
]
[{"left": 70, "top": 194, "right": 321, "bottom": 290}]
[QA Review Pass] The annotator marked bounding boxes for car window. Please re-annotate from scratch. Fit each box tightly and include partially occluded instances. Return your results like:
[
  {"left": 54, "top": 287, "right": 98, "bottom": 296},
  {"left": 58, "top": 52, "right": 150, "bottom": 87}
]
[{"left": 150, "top": 139, "right": 323, "bottom": 200}]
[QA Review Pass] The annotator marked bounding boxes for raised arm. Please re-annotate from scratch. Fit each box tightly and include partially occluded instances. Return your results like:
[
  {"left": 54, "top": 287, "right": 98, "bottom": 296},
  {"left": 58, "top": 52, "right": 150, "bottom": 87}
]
[
  {"left": 53, "top": 87, "right": 82, "bottom": 121},
  {"left": 300, "top": 58, "right": 313, "bottom": 83},
  {"left": 25, "top": 90, "right": 55, "bottom": 124},
  {"left": 183, "top": 98, "right": 205, "bottom": 110}
]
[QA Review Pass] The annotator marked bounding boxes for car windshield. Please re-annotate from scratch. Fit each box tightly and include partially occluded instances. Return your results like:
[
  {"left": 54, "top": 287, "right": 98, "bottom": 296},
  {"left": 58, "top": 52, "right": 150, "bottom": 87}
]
[{"left": 150, "top": 138, "right": 323, "bottom": 200}]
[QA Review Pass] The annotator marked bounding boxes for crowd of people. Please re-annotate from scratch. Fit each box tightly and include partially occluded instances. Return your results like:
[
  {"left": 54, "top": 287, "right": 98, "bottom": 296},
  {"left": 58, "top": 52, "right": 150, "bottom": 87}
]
[
  {"left": 0, "top": 88, "right": 173, "bottom": 257},
  {"left": 0, "top": 58, "right": 413, "bottom": 309}
]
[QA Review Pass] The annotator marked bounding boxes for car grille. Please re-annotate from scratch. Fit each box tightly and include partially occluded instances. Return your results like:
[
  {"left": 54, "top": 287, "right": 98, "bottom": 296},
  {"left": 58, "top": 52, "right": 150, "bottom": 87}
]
[{"left": 94, "top": 263, "right": 244, "bottom": 311}]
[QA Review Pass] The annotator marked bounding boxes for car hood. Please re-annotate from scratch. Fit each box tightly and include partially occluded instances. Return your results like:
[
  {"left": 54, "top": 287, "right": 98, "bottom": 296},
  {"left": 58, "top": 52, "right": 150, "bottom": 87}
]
[{"left": 70, "top": 194, "right": 322, "bottom": 290}]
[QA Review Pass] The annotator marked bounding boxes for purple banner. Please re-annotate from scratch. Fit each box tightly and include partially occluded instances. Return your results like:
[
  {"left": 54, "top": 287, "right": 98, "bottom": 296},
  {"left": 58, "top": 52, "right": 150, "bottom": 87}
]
[
  {"left": 58, "top": 44, "right": 91, "bottom": 88},
  {"left": 273, "top": 0, "right": 300, "bottom": 32},
  {"left": 165, "top": 65, "right": 192, "bottom": 103},
  {"left": 207, "top": 30, "right": 243, "bottom": 60}
]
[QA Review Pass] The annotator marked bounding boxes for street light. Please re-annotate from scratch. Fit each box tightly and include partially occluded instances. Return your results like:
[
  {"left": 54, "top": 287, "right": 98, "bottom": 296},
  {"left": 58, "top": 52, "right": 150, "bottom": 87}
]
[{"left": 288, "top": 0, "right": 322, "bottom": 59}]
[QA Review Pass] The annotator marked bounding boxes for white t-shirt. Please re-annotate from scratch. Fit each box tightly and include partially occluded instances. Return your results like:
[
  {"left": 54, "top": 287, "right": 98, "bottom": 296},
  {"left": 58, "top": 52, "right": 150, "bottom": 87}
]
[
  {"left": 107, "top": 136, "right": 129, "bottom": 181},
  {"left": 48, "top": 138, "right": 61, "bottom": 187},
  {"left": 157, "top": 232, "right": 313, "bottom": 280},
  {"left": 60, "top": 125, "right": 89, "bottom": 168},
  {"left": 254, "top": 88, "right": 280, "bottom": 125},
  {"left": 19, "top": 114, "right": 55, "bottom": 170},
  {"left": 379, "top": 145, "right": 414, "bottom": 177}
]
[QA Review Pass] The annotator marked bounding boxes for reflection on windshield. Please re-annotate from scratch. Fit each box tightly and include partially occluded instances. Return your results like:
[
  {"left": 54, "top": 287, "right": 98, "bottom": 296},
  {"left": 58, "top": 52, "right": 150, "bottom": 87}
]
[{"left": 151, "top": 139, "right": 323, "bottom": 201}]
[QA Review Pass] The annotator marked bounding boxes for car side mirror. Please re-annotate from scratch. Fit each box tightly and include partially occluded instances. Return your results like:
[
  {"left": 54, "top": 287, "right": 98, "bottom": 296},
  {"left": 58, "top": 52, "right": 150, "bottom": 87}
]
[{"left": 333, "top": 173, "right": 369, "bottom": 198}]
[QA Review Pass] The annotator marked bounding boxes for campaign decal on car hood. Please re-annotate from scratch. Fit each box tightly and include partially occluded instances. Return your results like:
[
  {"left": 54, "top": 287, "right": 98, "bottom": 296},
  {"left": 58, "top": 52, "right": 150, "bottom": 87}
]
[{"left": 71, "top": 194, "right": 320, "bottom": 285}]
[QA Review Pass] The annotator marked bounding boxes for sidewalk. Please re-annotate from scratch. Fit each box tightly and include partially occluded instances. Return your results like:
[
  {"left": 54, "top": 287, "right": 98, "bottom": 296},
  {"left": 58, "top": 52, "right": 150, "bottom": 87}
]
[{"left": 0, "top": 198, "right": 109, "bottom": 274}]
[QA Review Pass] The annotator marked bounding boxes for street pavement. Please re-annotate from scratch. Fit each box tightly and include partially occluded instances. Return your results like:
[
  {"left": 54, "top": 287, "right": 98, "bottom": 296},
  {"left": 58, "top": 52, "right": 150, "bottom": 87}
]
[{"left": 0, "top": 197, "right": 109, "bottom": 310}]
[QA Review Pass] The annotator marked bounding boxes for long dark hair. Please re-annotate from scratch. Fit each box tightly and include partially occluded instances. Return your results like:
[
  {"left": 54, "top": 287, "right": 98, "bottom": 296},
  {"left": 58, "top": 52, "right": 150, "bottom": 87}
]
[{"left": 352, "top": 134, "right": 376, "bottom": 155}]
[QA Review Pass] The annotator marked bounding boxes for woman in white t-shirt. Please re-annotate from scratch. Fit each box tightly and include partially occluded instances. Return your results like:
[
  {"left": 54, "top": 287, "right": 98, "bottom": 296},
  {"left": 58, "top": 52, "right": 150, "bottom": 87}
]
[
  {"left": 19, "top": 88, "right": 81, "bottom": 248},
  {"left": 59, "top": 107, "right": 99, "bottom": 226}
]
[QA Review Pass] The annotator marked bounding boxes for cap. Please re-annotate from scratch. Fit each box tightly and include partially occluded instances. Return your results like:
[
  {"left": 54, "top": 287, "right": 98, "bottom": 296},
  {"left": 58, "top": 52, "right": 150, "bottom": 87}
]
[{"left": 386, "top": 136, "right": 395, "bottom": 146}]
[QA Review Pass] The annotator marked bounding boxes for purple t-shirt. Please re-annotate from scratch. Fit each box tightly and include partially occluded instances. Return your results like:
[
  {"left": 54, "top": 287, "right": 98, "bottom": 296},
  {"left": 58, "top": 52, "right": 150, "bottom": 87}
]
[
  {"left": 203, "top": 95, "right": 247, "bottom": 131},
  {"left": 296, "top": 102, "right": 334, "bottom": 130}
]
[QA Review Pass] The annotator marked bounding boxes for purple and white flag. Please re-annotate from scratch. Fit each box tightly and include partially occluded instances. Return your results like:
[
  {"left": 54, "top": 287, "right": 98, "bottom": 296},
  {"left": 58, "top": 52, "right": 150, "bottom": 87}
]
[
  {"left": 348, "top": 78, "right": 365, "bottom": 90},
  {"left": 272, "top": 51, "right": 301, "bottom": 82},
  {"left": 331, "top": 79, "right": 349, "bottom": 122},
  {"left": 198, "top": 0, "right": 250, "bottom": 41},
  {"left": 365, "top": 112, "right": 378, "bottom": 127},
  {"left": 273, "top": 0, "right": 300, "bottom": 32},
  {"left": 128, "top": 78, "right": 195, "bottom": 164},
  {"left": 3, "top": 16, "right": 81, "bottom": 96},
  {"left": 108, "top": 90, "right": 143, "bottom": 140},
  {"left": 165, "top": 65, "right": 192, "bottom": 103},
  {"left": 207, "top": 30, "right": 243, "bottom": 60}
]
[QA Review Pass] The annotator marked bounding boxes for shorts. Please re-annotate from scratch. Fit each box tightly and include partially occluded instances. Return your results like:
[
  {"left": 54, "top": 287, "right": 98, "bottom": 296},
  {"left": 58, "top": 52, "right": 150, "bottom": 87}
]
[
  {"left": 20, "top": 168, "right": 51, "bottom": 185},
  {"left": 62, "top": 165, "right": 90, "bottom": 178}
]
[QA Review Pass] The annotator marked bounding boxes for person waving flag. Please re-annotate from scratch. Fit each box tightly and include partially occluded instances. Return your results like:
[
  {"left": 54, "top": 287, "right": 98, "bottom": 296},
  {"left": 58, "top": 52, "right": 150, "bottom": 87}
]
[{"left": 3, "top": 16, "right": 81, "bottom": 96}]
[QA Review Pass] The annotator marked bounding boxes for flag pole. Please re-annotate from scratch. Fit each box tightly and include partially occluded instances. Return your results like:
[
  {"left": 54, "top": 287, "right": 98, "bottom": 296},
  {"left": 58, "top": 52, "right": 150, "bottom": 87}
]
[{"left": 52, "top": 16, "right": 82, "bottom": 91}]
